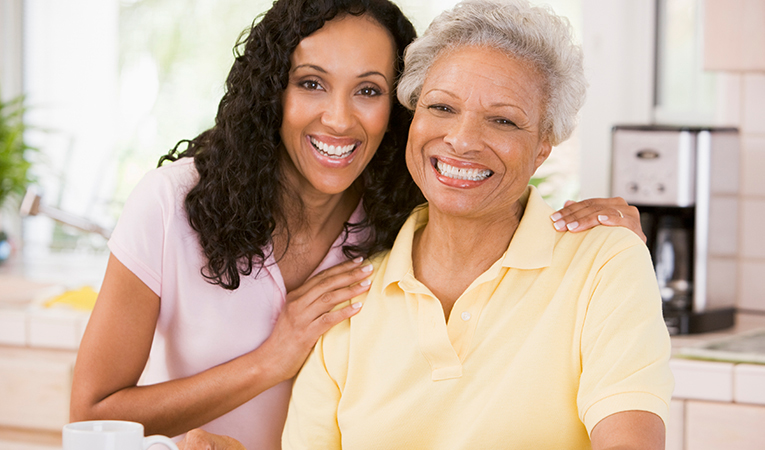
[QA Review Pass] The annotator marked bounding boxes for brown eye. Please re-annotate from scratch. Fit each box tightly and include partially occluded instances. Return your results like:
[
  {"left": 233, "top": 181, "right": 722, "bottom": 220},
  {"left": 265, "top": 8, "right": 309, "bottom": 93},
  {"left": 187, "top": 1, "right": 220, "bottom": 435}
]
[
  {"left": 299, "top": 79, "right": 323, "bottom": 91},
  {"left": 428, "top": 104, "right": 453, "bottom": 114},
  {"left": 357, "top": 86, "right": 382, "bottom": 97}
]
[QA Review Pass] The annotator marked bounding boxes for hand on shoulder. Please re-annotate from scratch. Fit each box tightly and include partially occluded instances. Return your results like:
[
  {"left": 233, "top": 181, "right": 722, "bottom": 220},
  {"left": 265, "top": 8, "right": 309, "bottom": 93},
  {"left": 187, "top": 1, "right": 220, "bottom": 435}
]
[{"left": 550, "top": 197, "right": 645, "bottom": 243}]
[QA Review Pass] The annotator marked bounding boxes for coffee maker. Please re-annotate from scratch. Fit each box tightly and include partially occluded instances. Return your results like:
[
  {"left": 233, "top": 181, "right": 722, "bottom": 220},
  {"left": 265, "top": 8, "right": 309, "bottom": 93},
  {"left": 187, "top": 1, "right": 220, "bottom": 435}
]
[{"left": 611, "top": 125, "right": 739, "bottom": 335}]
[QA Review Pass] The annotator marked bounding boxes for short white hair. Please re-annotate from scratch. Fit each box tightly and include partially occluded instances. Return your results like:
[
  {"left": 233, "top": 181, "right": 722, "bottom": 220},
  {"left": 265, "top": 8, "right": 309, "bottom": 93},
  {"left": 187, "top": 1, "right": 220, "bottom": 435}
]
[{"left": 397, "top": 0, "right": 587, "bottom": 146}]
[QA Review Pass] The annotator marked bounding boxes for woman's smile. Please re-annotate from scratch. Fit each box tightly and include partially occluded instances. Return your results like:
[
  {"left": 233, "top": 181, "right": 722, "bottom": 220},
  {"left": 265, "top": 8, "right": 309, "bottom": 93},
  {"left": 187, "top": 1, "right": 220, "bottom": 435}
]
[
  {"left": 279, "top": 14, "right": 396, "bottom": 197},
  {"left": 309, "top": 136, "right": 359, "bottom": 160}
]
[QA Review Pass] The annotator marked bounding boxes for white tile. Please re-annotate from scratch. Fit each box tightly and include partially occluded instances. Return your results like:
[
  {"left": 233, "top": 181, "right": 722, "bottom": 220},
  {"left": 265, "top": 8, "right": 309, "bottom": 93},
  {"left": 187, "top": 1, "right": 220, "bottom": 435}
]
[
  {"left": 0, "top": 308, "right": 27, "bottom": 346},
  {"left": 666, "top": 400, "right": 684, "bottom": 450},
  {"left": 686, "top": 400, "right": 765, "bottom": 450},
  {"left": 739, "top": 261, "right": 765, "bottom": 312},
  {"left": 741, "top": 199, "right": 765, "bottom": 259},
  {"left": 735, "top": 364, "right": 765, "bottom": 405},
  {"left": 741, "top": 136, "right": 765, "bottom": 196},
  {"left": 670, "top": 358, "right": 734, "bottom": 401},
  {"left": 714, "top": 73, "right": 742, "bottom": 126},
  {"left": 742, "top": 74, "right": 765, "bottom": 135},
  {"left": 27, "top": 308, "right": 90, "bottom": 350}
]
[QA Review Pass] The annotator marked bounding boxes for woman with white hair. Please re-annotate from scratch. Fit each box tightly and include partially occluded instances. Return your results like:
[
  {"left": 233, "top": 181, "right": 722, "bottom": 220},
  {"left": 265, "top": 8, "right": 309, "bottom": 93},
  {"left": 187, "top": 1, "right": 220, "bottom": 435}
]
[{"left": 281, "top": 0, "right": 673, "bottom": 448}]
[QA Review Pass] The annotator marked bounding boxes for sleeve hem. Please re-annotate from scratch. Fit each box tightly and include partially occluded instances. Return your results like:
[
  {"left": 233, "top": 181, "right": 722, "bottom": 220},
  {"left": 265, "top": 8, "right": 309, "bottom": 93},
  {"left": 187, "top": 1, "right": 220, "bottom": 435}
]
[
  {"left": 108, "top": 240, "right": 162, "bottom": 296},
  {"left": 582, "top": 391, "right": 670, "bottom": 436}
]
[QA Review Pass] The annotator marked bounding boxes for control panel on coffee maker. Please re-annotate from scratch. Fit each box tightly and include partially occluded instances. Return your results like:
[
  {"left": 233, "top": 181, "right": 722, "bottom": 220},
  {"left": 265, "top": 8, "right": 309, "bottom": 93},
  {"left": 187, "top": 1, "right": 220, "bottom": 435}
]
[{"left": 611, "top": 125, "right": 739, "bottom": 335}]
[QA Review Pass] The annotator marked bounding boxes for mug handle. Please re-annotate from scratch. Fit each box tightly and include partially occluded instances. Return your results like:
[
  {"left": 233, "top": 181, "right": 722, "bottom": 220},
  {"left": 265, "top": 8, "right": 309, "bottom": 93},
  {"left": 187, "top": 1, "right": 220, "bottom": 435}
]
[{"left": 143, "top": 435, "right": 180, "bottom": 450}]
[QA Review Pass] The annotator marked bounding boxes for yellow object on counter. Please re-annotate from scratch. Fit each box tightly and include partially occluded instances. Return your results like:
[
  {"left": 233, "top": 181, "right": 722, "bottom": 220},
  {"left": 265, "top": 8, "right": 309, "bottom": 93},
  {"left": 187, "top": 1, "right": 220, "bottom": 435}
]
[{"left": 43, "top": 286, "right": 98, "bottom": 311}]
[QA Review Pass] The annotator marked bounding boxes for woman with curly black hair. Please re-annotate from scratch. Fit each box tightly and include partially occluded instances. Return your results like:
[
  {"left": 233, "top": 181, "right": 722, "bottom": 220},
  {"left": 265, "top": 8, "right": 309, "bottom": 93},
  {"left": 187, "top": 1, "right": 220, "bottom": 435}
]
[{"left": 69, "top": 0, "right": 642, "bottom": 448}]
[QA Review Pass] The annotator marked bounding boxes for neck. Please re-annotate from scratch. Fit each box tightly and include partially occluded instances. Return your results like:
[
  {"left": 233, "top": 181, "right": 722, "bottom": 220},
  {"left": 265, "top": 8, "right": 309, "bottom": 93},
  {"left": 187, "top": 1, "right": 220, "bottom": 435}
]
[
  {"left": 412, "top": 203, "right": 523, "bottom": 319},
  {"left": 276, "top": 185, "right": 359, "bottom": 246}
]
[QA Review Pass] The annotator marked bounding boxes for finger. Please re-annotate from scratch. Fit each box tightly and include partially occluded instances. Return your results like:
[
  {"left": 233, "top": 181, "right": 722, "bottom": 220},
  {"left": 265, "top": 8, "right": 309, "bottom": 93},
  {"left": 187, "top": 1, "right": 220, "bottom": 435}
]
[
  {"left": 290, "top": 258, "right": 370, "bottom": 298},
  {"left": 304, "top": 272, "right": 373, "bottom": 312},
  {"left": 597, "top": 210, "right": 647, "bottom": 243},
  {"left": 308, "top": 300, "right": 364, "bottom": 336},
  {"left": 300, "top": 263, "right": 373, "bottom": 305},
  {"left": 550, "top": 198, "right": 630, "bottom": 231}
]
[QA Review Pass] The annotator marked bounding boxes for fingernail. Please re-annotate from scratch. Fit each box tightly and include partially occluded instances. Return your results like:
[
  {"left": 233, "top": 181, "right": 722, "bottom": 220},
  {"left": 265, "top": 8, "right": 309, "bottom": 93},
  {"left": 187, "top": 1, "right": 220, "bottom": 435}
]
[
  {"left": 597, "top": 215, "right": 609, "bottom": 223},
  {"left": 361, "top": 264, "right": 373, "bottom": 272},
  {"left": 353, "top": 256, "right": 364, "bottom": 263},
  {"left": 550, "top": 212, "right": 562, "bottom": 221},
  {"left": 553, "top": 220, "right": 566, "bottom": 231},
  {"left": 359, "top": 279, "right": 371, "bottom": 287},
  {"left": 352, "top": 302, "right": 363, "bottom": 309},
  {"left": 566, "top": 221, "right": 579, "bottom": 231}
]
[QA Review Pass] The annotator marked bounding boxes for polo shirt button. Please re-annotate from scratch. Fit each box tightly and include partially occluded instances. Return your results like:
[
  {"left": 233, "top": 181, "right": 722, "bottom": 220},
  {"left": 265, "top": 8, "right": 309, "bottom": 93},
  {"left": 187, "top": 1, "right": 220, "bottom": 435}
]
[{"left": 460, "top": 311, "right": 471, "bottom": 321}]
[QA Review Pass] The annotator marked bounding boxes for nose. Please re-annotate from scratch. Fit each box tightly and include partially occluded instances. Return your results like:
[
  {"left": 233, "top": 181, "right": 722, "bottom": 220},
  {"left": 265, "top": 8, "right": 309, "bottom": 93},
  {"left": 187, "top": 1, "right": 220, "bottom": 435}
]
[
  {"left": 443, "top": 113, "right": 483, "bottom": 153},
  {"left": 320, "top": 93, "right": 356, "bottom": 133}
]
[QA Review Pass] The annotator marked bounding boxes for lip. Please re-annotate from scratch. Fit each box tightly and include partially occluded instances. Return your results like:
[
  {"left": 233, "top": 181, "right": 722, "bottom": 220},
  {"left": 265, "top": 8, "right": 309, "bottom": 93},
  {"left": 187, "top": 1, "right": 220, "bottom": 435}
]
[
  {"left": 430, "top": 156, "right": 493, "bottom": 188},
  {"left": 307, "top": 135, "right": 361, "bottom": 168}
]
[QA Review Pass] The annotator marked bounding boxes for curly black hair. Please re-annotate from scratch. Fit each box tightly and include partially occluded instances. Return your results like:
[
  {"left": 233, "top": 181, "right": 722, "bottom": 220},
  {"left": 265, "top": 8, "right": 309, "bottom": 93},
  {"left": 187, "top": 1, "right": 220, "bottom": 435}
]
[{"left": 158, "top": 0, "right": 423, "bottom": 290}]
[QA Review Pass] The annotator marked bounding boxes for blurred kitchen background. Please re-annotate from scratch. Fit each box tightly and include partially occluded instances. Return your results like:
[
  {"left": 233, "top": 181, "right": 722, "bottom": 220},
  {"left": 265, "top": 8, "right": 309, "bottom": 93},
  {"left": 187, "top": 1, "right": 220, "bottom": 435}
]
[{"left": 1, "top": 0, "right": 764, "bottom": 449}]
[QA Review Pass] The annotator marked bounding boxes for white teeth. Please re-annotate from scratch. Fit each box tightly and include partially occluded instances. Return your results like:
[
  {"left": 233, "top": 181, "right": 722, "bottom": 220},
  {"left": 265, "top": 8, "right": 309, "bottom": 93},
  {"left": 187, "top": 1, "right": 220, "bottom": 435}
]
[
  {"left": 436, "top": 160, "right": 493, "bottom": 181},
  {"left": 310, "top": 137, "right": 356, "bottom": 158}
]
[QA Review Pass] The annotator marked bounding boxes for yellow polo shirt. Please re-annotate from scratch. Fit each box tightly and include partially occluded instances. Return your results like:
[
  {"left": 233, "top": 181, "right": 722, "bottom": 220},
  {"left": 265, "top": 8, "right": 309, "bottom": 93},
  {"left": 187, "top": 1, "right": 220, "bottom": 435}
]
[{"left": 283, "top": 186, "right": 674, "bottom": 450}]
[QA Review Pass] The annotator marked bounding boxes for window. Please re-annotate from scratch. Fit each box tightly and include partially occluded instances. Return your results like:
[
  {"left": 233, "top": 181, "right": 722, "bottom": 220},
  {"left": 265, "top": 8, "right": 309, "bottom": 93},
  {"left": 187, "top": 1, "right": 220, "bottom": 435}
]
[
  {"left": 654, "top": 0, "right": 717, "bottom": 124},
  {"left": 21, "top": 0, "right": 583, "bottom": 259}
]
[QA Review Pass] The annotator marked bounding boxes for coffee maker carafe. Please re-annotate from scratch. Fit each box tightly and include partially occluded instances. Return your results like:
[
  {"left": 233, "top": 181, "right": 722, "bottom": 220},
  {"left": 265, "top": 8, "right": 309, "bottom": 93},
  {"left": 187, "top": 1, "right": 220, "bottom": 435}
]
[{"left": 611, "top": 125, "right": 739, "bottom": 335}]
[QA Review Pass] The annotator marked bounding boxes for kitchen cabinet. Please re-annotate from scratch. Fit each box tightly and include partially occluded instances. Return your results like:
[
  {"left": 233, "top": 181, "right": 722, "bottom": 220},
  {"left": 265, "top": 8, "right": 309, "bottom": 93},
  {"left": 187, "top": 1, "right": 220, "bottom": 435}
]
[
  {"left": 0, "top": 346, "right": 74, "bottom": 450},
  {"left": 0, "top": 274, "right": 86, "bottom": 450},
  {"left": 668, "top": 313, "right": 765, "bottom": 448}
]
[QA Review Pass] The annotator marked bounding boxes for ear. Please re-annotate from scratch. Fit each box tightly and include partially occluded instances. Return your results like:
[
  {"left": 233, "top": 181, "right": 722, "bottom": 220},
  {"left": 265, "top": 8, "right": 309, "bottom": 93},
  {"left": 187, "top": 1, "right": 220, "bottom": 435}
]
[{"left": 533, "top": 140, "right": 553, "bottom": 171}]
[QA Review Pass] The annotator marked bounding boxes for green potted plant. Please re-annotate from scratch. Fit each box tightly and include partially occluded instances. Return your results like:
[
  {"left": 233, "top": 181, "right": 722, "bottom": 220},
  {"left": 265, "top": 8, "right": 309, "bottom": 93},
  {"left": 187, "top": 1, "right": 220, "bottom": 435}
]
[{"left": 0, "top": 91, "right": 36, "bottom": 263}]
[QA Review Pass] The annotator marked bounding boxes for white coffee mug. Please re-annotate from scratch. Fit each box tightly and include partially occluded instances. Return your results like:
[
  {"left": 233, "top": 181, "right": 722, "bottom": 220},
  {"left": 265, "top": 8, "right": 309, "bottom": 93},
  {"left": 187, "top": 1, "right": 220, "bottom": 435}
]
[{"left": 63, "top": 420, "right": 179, "bottom": 450}]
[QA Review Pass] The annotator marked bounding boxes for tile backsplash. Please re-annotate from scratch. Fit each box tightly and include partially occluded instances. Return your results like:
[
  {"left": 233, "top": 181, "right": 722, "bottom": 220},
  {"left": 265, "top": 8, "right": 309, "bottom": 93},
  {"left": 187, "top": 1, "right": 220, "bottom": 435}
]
[{"left": 732, "top": 73, "right": 765, "bottom": 311}]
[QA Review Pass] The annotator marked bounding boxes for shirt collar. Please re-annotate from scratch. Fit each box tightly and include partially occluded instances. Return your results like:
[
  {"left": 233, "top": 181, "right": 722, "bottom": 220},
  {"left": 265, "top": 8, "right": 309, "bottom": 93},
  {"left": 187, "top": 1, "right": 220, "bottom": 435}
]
[{"left": 381, "top": 186, "right": 557, "bottom": 292}]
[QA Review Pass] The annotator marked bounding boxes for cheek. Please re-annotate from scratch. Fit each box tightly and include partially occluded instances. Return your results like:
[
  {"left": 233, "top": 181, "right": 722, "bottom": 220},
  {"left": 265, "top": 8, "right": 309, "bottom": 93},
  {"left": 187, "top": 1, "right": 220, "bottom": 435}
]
[{"left": 360, "top": 101, "right": 392, "bottom": 141}]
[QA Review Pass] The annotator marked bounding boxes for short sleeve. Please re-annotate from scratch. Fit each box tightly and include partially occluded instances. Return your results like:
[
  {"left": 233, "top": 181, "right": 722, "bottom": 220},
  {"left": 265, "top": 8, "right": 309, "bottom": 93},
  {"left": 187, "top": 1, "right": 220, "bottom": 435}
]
[
  {"left": 282, "top": 333, "right": 344, "bottom": 450},
  {"left": 107, "top": 167, "right": 180, "bottom": 296},
  {"left": 577, "top": 239, "right": 675, "bottom": 434}
]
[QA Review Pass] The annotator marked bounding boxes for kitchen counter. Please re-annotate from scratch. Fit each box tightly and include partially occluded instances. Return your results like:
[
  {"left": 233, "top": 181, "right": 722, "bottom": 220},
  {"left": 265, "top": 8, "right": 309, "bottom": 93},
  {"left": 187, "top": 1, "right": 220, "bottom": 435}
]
[
  {"left": 667, "top": 312, "right": 765, "bottom": 450},
  {"left": 3, "top": 261, "right": 765, "bottom": 450}
]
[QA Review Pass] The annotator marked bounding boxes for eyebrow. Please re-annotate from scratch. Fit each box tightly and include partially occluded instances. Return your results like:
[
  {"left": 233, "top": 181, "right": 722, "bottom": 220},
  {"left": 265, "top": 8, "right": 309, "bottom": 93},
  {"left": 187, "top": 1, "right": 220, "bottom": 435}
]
[{"left": 293, "top": 64, "right": 389, "bottom": 82}]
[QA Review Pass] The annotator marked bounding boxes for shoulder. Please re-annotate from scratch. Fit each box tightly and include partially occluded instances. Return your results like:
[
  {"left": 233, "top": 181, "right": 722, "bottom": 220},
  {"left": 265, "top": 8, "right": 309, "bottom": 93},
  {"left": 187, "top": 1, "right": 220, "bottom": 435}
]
[
  {"left": 557, "top": 224, "right": 650, "bottom": 265},
  {"left": 128, "top": 158, "right": 199, "bottom": 208}
]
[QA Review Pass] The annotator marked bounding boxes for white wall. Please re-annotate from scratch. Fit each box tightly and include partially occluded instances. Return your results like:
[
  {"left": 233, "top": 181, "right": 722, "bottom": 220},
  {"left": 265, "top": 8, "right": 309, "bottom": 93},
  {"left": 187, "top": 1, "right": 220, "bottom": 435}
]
[
  {"left": 22, "top": 0, "right": 119, "bottom": 250},
  {"left": 0, "top": 0, "right": 23, "bottom": 100},
  {"left": 579, "top": 0, "right": 656, "bottom": 198}
]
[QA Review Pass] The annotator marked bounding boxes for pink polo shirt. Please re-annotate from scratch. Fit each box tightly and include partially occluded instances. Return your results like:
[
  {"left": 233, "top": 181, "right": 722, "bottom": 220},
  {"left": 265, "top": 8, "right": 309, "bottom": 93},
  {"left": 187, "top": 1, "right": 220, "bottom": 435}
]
[{"left": 108, "top": 157, "right": 366, "bottom": 449}]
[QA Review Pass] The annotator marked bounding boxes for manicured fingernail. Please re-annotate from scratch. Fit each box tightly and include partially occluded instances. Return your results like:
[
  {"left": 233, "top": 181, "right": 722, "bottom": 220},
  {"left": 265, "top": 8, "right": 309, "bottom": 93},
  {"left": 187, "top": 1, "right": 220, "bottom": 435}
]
[
  {"left": 361, "top": 264, "right": 373, "bottom": 272},
  {"left": 353, "top": 256, "right": 364, "bottom": 263},
  {"left": 352, "top": 302, "right": 363, "bottom": 309},
  {"left": 597, "top": 215, "right": 609, "bottom": 223},
  {"left": 566, "top": 221, "right": 579, "bottom": 231},
  {"left": 359, "top": 279, "right": 371, "bottom": 287},
  {"left": 553, "top": 220, "right": 567, "bottom": 231},
  {"left": 550, "top": 212, "right": 562, "bottom": 221}
]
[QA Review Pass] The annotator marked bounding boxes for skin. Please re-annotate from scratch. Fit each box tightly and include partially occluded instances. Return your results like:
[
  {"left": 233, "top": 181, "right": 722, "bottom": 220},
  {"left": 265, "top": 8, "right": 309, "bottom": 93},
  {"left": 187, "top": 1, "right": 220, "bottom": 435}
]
[
  {"left": 179, "top": 45, "right": 660, "bottom": 450},
  {"left": 70, "top": 14, "right": 395, "bottom": 438},
  {"left": 71, "top": 12, "right": 646, "bottom": 449},
  {"left": 406, "top": 45, "right": 663, "bottom": 450},
  {"left": 406, "top": 46, "right": 553, "bottom": 318}
]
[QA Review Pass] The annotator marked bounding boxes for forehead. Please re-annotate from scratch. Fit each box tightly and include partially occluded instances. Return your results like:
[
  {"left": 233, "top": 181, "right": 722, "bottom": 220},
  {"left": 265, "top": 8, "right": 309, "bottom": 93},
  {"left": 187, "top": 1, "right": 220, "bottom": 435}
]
[
  {"left": 423, "top": 46, "right": 546, "bottom": 112},
  {"left": 291, "top": 14, "right": 396, "bottom": 71}
]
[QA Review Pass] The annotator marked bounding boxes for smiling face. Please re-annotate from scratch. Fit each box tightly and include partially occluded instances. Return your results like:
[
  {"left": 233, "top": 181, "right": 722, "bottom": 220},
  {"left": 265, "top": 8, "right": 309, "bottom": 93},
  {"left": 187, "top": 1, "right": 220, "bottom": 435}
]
[
  {"left": 405, "top": 45, "right": 553, "bottom": 222},
  {"left": 279, "top": 14, "right": 396, "bottom": 198}
]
